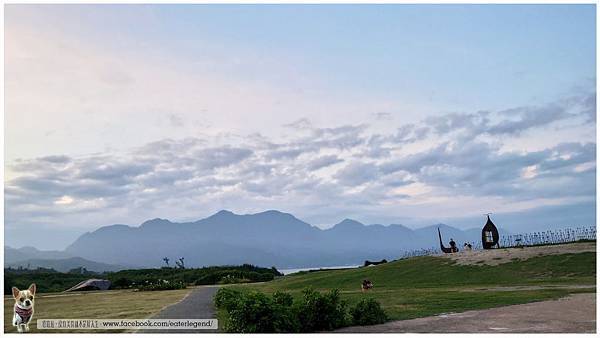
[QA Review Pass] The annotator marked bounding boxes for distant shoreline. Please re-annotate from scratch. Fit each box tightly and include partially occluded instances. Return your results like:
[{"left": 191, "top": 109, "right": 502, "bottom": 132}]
[{"left": 279, "top": 265, "right": 360, "bottom": 275}]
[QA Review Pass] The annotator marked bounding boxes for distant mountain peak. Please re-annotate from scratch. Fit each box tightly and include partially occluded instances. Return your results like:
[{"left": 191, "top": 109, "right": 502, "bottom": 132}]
[
  {"left": 254, "top": 210, "right": 299, "bottom": 220},
  {"left": 140, "top": 218, "right": 172, "bottom": 227},
  {"left": 425, "top": 223, "right": 452, "bottom": 229},
  {"left": 92, "top": 224, "right": 131, "bottom": 233},
  {"left": 334, "top": 219, "right": 365, "bottom": 228},
  {"left": 257, "top": 209, "right": 287, "bottom": 216},
  {"left": 206, "top": 210, "right": 236, "bottom": 220}
]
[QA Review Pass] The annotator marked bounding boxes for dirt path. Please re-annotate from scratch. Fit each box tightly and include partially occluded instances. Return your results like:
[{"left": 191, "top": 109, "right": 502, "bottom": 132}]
[
  {"left": 136, "top": 286, "right": 220, "bottom": 333},
  {"left": 336, "top": 293, "right": 596, "bottom": 333},
  {"left": 463, "top": 284, "right": 595, "bottom": 292},
  {"left": 441, "top": 241, "right": 595, "bottom": 266}
]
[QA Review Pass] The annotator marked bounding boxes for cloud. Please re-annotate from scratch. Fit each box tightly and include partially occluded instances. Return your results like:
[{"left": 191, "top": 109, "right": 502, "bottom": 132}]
[
  {"left": 283, "top": 118, "right": 312, "bottom": 130},
  {"left": 4, "top": 90, "right": 595, "bottom": 245},
  {"left": 334, "top": 161, "right": 380, "bottom": 186},
  {"left": 193, "top": 146, "right": 253, "bottom": 169},
  {"left": 421, "top": 92, "right": 595, "bottom": 138},
  {"left": 307, "top": 155, "right": 344, "bottom": 171}
]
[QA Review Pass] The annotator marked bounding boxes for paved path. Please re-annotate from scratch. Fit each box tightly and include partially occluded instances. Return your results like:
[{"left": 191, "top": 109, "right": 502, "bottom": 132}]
[
  {"left": 336, "top": 293, "right": 596, "bottom": 333},
  {"left": 137, "top": 286, "right": 220, "bottom": 333}
]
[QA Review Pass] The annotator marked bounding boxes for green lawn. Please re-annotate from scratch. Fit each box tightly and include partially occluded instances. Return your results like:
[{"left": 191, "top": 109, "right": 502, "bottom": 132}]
[
  {"left": 4, "top": 288, "right": 191, "bottom": 333},
  {"left": 227, "top": 252, "right": 596, "bottom": 321}
]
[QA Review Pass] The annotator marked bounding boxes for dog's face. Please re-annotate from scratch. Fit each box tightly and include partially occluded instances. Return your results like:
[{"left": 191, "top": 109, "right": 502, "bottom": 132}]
[{"left": 12, "top": 284, "right": 36, "bottom": 309}]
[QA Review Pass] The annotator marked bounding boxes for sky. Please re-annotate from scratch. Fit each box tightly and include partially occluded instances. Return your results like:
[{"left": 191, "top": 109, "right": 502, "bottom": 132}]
[{"left": 4, "top": 4, "right": 597, "bottom": 250}]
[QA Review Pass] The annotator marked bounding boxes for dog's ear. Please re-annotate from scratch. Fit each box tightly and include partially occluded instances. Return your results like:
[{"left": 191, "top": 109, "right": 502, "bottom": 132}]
[
  {"left": 12, "top": 287, "right": 20, "bottom": 299},
  {"left": 28, "top": 283, "right": 36, "bottom": 295}
]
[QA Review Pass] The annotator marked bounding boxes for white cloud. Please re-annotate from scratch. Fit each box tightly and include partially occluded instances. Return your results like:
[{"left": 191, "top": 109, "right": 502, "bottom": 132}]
[
  {"left": 54, "top": 195, "right": 74, "bottom": 205},
  {"left": 5, "top": 91, "right": 596, "bottom": 236}
]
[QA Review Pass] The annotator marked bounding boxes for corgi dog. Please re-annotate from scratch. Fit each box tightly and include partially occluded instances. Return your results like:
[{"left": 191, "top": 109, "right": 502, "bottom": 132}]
[
  {"left": 12, "top": 284, "right": 36, "bottom": 333},
  {"left": 361, "top": 279, "right": 373, "bottom": 292}
]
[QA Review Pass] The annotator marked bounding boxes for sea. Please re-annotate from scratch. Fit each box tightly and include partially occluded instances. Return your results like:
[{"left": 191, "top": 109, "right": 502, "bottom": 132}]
[{"left": 278, "top": 265, "right": 360, "bottom": 275}]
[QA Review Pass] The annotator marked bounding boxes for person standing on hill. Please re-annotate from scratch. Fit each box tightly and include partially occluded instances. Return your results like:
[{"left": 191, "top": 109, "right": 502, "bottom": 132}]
[{"left": 449, "top": 238, "right": 458, "bottom": 253}]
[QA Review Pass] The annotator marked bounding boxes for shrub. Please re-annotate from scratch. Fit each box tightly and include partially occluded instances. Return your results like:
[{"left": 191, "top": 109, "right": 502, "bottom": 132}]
[
  {"left": 194, "top": 272, "right": 222, "bottom": 285},
  {"left": 350, "top": 298, "right": 388, "bottom": 326},
  {"left": 241, "top": 271, "right": 275, "bottom": 282},
  {"left": 225, "top": 291, "right": 276, "bottom": 333},
  {"left": 295, "top": 288, "right": 348, "bottom": 332},
  {"left": 214, "top": 288, "right": 242, "bottom": 310},
  {"left": 246, "top": 271, "right": 261, "bottom": 281},
  {"left": 271, "top": 301, "right": 300, "bottom": 333},
  {"left": 112, "top": 277, "right": 131, "bottom": 289},
  {"left": 223, "top": 291, "right": 300, "bottom": 333},
  {"left": 272, "top": 291, "right": 294, "bottom": 306},
  {"left": 137, "top": 279, "right": 186, "bottom": 291},
  {"left": 220, "top": 275, "right": 248, "bottom": 284},
  {"left": 195, "top": 269, "right": 275, "bottom": 285},
  {"left": 215, "top": 288, "right": 351, "bottom": 333},
  {"left": 258, "top": 272, "right": 275, "bottom": 282}
]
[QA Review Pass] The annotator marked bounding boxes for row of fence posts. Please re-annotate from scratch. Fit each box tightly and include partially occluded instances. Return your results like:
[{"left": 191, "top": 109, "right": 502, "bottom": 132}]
[
  {"left": 398, "top": 226, "right": 596, "bottom": 259},
  {"left": 500, "top": 226, "right": 596, "bottom": 248}
]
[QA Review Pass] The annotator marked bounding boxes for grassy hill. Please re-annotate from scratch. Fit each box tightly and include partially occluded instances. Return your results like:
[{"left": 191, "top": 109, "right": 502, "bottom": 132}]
[{"left": 230, "top": 246, "right": 596, "bottom": 321}]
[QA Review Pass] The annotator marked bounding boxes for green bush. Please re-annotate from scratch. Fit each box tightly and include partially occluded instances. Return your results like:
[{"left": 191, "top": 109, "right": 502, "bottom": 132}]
[
  {"left": 272, "top": 301, "right": 300, "bottom": 333},
  {"left": 296, "top": 288, "right": 348, "bottom": 332},
  {"left": 245, "top": 271, "right": 275, "bottom": 282},
  {"left": 224, "top": 291, "right": 300, "bottom": 333},
  {"left": 112, "top": 277, "right": 132, "bottom": 289},
  {"left": 215, "top": 288, "right": 364, "bottom": 333},
  {"left": 350, "top": 298, "right": 388, "bottom": 326},
  {"left": 219, "top": 274, "right": 248, "bottom": 284},
  {"left": 272, "top": 291, "right": 294, "bottom": 306},
  {"left": 225, "top": 291, "right": 276, "bottom": 333},
  {"left": 195, "top": 269, "right": 275, "bottom": 285},
  {"left": 214, "top": 288, "right": 242, "bottom": 310},
  {"left": 194, "top": 272, "right": 222, "bottom": 285},
  {"left": 137, "top": 279, "right": 186, "bottom": 291}
]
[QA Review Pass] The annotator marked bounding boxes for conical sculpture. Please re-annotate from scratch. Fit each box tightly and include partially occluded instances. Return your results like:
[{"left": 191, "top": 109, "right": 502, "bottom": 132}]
[{"left": 481, "top": 215, "right": 500, "bottom": 249}]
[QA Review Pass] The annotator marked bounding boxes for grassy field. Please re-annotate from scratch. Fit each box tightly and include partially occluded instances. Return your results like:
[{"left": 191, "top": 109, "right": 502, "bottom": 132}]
[
  {"left": 227, "top": 251, "right": 596, "bottom": 321},
  {"left": 4, "top": 246, "right": 595, "bottom": 333},
  {"left": 4, "top": 288, "right": 191, "bottom": 333}
]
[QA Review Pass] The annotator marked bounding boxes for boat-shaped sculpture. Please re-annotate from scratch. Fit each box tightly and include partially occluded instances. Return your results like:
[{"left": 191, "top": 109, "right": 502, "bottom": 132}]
[{"left": 438, "top": 227, "right": 455, "bottom": 253}]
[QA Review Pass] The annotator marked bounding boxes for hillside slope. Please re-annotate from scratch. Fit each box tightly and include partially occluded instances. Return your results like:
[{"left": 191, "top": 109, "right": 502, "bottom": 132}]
[{"left": 232, "top": 242, "right": 596, "bottom": 320}]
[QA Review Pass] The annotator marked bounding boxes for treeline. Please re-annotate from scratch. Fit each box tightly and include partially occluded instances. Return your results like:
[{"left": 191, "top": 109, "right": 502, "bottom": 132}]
[
  {"left": 4, "top": 264, "right": 282, "bottom": 294},
  {"left": 5, "top": 267, "right": 99, "bottom": 294}
]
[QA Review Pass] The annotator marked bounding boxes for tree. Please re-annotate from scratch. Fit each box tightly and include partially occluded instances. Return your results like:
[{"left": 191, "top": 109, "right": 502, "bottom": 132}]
[
  {"left": 163, "top": 257, "right": 170, "bottom": 267},
  {"left": 175, "top": 257, "right": 185, "bottom": 269}
]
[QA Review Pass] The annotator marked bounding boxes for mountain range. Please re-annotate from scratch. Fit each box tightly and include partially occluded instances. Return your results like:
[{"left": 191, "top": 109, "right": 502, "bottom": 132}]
[
  {"left": 5, "top": 210, "right": 507, "bottom": 270},
  {"left": 5, "top": 246, "right": 126, "bottom": 272}
]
